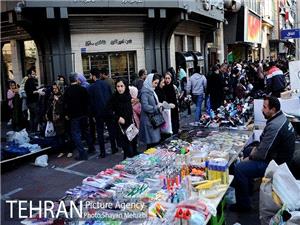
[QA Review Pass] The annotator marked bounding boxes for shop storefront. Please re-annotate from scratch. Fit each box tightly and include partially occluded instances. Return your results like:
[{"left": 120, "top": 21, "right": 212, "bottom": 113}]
[
  {"left": 1, "top": 39, "right": 40, "bottom": 99},
  {"left": 70, "top": 26, "right": 145, "bottom": 81}
]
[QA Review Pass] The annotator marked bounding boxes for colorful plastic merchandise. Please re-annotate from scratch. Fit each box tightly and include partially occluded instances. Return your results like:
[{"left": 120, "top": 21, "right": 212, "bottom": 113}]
[{"left": 200, "top": 97, "right": 254, "bottom": 128}]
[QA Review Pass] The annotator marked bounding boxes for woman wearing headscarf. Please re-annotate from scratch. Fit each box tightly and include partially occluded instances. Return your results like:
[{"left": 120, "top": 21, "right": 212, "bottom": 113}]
[
  {"left": 139, "top": 73, "right": 162, "bottom": 148},
  {"left": 129, "top": 86, "right": 141, "bottom": 129},
  {"left": 163, "top": 72, "right": 180, "bottom": 134},
  {"left": 46, "top": 83, "right": 70, "bottom": 158},
  {"left": 155, "top": 76, "right": 166, "bottom": 103},
  {"left": 110, "top": 78, "right": 137, "bottom": 159}
]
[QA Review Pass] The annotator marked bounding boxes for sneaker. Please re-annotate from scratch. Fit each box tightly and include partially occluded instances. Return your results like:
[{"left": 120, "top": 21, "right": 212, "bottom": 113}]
[
  {"left": 57, "top": 153, "right": 64, "bottom": 158},
  {"left": 67, "top": 153, "right": 73, "bottom": 158}
]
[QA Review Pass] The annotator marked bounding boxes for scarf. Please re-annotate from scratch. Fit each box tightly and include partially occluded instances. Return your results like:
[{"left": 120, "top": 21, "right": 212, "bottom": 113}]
[{"left": 143, "top": 73, "right": 159, "bottom": 104}]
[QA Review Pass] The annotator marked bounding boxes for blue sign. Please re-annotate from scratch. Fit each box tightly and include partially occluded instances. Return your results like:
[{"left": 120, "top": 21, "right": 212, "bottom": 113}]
[
  {"left": 280, "top": 29, "right": 300, "bottom": 39},
  {"left": 81, "top": 48, "right": 87, "bottom": 53}
]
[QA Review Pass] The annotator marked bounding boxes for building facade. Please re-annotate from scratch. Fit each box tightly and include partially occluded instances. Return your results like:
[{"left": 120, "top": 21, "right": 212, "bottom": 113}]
[{"left": 1, "top": 0, "right": 224, "bottom": 100}]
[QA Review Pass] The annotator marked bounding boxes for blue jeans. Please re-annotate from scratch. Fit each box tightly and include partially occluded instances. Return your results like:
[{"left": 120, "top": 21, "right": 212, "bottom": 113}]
[
  {"left": 192, "top": 94, "right": 204, "bottom": 121},
  {"left": 70, "top": 116, "right": 94, "bottom": 158},
  {"left": 234, "top": 160, "right": 268, "bottom": 207}
]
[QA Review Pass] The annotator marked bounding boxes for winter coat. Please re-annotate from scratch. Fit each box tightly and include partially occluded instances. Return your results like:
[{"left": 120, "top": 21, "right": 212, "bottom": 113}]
[
  {"left": 109, "top": 88, "right": 135, "bottom": 150},
  {"left": 132, "top": 101, "right": 141, "bottom": 129},
  {"left": 139, "top": 87, "right": 161, "bottom": 144},
  {"left": 266, "top": 66, "right": 286, "bottom": 94},
  {"left": 249, "top": 111, "right": 295, "bottom": 165},
  {"left": 88, "top": 80, "right": 112, "bottom": 118},
  {"left": 47, "top": 93, "right": 65, "bottom": 135},
  {"left": 24, "top": 77, "right": 39, "bottom": 104},
  {"left": 186, "top": 73, "right": 207, "bottom": 96}
]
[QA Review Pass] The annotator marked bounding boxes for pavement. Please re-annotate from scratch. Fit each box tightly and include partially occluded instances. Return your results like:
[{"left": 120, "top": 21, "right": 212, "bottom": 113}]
[{"left": 1, "top": 108, "right": 299, "bottom": 225}]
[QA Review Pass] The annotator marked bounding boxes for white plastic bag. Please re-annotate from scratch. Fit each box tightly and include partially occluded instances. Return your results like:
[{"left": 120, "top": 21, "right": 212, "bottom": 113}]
[
  {"left": 260, "top": 161, "right": 282, "bottom": 225},
  {"left": 10, "top": 129, "right": 30, "bottom": 145},
  {"left": 273, "top": 163, "right": 300, "bottom": 210},
  {"left": 34, "top": 155, "right": 48, "bottom": 167},
  {"left": 45, "top": 121, "right": 56, "bottom": 137},
  {"left": 160, "top": 108, "right": 173, "bottom": 134}
]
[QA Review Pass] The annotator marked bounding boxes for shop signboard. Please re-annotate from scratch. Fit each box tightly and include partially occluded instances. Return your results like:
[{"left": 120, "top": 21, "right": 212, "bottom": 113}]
[
  {"left": 244, "top": 8, "right": 262, "bottom": 43},
  {"left": 280, "top": 29, "right": 300, "bottom": 39}
]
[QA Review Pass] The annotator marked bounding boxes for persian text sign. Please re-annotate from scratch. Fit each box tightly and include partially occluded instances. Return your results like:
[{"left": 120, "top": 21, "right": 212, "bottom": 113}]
[{"left": 281, "top": 29, "right": 300, "bottom": 39}]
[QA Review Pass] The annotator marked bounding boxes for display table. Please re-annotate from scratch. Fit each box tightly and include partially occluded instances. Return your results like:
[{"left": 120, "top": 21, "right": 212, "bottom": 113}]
[
  {"left": 0, "top": 146, "right": 51, "bottom": 169},
  {"left": 189, "top": 175, "right": 234, "bottom": 225}
]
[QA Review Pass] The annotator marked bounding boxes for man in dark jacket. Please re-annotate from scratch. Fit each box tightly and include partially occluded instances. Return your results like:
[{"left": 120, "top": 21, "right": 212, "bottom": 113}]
[
  {"left": 64, "top": 72, "right": 95, "bottom": 160},
  {"left": 24, "top": 69, "right": 39, "bottom": 132},
  {"left": 88, "top": 68, "right": 117, "bottom": 158},
  {"left": 207, "top": 65, "right": 224, "bottom": 110},
  {"left": 132, "top": 69, "right": 147, "bottom": 94},
  {"left": 231, "top": 96, "right": 295, "bottom": 212},
  {"left": 266, "top": 61, "right": 286, "bottom": 97}
]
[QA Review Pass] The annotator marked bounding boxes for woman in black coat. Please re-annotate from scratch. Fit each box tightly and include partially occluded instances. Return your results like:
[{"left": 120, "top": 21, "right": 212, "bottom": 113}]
[
  {"left": 110, "top": 78, "right": 137, "bottom": 159},
  {"left": 163, "top": 72, "right": 180, "bottom": 134},
  {"left": 155, "top": 76, "right": 166, "bottom": 103}
]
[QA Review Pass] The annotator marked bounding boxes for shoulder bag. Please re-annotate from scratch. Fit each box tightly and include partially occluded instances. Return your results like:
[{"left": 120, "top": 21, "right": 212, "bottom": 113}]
[{"left": 119, "top": 118, "right": 139, "bottom": 141}]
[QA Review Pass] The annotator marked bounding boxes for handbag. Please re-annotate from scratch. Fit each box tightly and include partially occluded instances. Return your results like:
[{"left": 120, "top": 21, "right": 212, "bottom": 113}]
[
  {"left": 149, "top": 111, "right": 165, "bottom": 128},
  {"left": 119, "top": 119, "right": 139, "bottom": 141}
]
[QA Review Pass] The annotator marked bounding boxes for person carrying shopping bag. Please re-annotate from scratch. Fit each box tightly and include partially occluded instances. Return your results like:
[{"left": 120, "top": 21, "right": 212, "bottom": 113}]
[{"left": 109, "top": 78, "right": 138, "bottom": 159}]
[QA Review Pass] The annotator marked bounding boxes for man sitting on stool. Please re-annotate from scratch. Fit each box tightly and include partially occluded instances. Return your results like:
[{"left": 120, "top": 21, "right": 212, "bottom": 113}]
[{"left": 230, "top": 95, "right": 295, "bottom": 212}]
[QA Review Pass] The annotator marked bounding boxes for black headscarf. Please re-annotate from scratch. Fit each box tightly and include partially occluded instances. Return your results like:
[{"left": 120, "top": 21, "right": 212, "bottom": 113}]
[
  {"left": 155, "top": 79, "right": 166, "bottom": 103},
  {"left": 163, "top": 73, "right": 177, "bottom": 106},
  {"left": 111, "top": 78, "right": 133, "bottom": 128}
]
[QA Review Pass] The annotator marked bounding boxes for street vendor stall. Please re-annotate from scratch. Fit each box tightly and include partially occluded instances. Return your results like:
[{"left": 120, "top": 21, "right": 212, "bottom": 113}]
[{"left": 21, "top": 128, "right": 252, "bottom": 225}]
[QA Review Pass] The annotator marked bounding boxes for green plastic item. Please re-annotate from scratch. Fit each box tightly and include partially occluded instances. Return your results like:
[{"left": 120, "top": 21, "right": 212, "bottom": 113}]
[
  {"left": 209, "top": 198, "right": 226, "bottom": 225},
  {"left": 180, "top": 148, "right": 186, "bottom": 154}
]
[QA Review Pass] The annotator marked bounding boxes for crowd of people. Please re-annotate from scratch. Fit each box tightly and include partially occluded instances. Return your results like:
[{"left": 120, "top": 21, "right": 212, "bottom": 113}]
[
  {"left": 5, "top": 58, "right": 289, "bottom": 161},
  {"left": 5, "top": 67, "right": 182, "bottom": 160}
]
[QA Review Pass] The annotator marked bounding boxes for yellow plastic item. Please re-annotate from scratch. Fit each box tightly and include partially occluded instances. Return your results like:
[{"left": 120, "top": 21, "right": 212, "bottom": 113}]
[
  {"left": 144, "top": 148, "right": 157, "bottom": 154},
  {"left": 272, "top": 191, "right": 283, "bottom": 207},
  {"left": 195, "top": 179, "right": 221, "bottom": 190}
]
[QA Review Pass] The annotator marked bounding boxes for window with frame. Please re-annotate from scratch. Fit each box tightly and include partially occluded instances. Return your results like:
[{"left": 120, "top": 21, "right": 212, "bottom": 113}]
[
  {"left": 175, "top": 35, "right": 184, "bottom": 52},
  {"left": 187, "top": 36, "right": 195, "bottom": 51},
  {"left": 81, "top": 51, "right": 136, "bottom": 82}
]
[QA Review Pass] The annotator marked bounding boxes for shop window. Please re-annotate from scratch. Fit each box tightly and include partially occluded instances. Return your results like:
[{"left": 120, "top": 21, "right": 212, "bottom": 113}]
[
  {"left": 2, "top": 43, "right": 13, "bottom": 80},
  {"left": 187, "top": 36, "right": 195, "bottom": 51},
  {"left": 81, "top": 51, "right": 136, "bottom": 82},
  {"left": 175, "top": 35, "right": 184, "bottom": 52}
]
